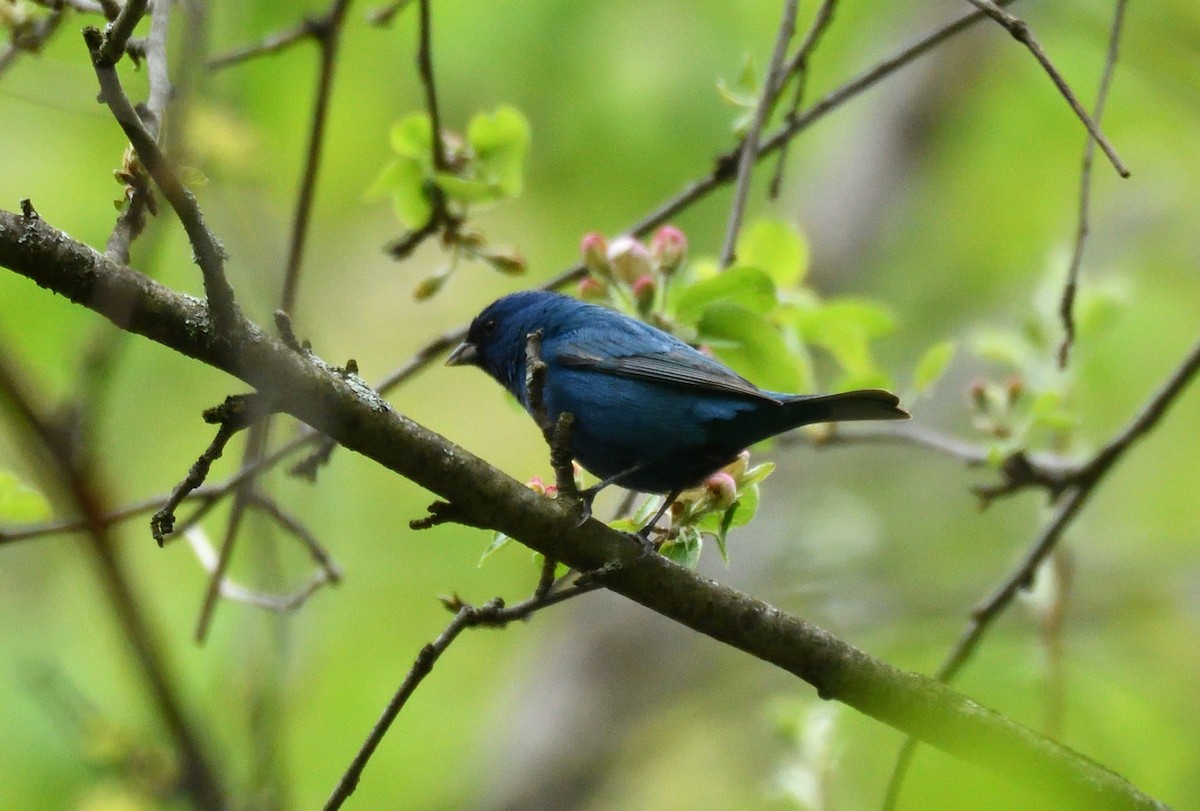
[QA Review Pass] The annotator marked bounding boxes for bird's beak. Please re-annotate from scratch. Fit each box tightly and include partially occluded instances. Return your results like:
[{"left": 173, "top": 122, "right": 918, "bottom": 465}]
[{"left": 445, "top": 340, "right": 480, "bottom": 367}]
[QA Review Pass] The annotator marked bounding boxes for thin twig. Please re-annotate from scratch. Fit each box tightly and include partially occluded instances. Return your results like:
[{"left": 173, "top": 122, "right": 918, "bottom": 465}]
[
  {"left": 416, "top": 0, "right": 446, "bottom": 171},
  {"left": 85, "top": 26, "right": 241, "bottom": 334},
  {"left": 281, "top": 0, "right": 353, "bottom": 313},
  {"left": 1057, "top": 0, "right": 1129, "bottom": 368},
  {"left": 718, "top": 0, "right": 798, "bottom": 267},
  {"left": 207, "top": 18, "right": 319, "bottom": 71},
  {"left": 105, "top": 0, "right": 172, "bottom": 263},
  {"left": 322, "top": 581, "right": 602, "bottom": 811},
  {"left": 769, "top": 0, "right": 838, "bottom": 197},
  {"left": 964, "top": 0, "right": 1129, "bottom": 178},
  {"left": 97, "top": 0, "right": 148, "bottom": 66}
]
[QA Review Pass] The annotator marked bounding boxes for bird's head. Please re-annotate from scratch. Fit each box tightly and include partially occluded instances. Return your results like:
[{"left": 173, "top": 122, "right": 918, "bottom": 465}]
[{"left": 446, "top": 291, "right": 570, "bottom": 395}]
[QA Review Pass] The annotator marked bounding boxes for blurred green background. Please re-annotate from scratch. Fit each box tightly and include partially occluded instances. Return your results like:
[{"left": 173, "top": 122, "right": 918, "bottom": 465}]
[{"left": 2, "top": 1, "right": 1199, "bottom": 809}]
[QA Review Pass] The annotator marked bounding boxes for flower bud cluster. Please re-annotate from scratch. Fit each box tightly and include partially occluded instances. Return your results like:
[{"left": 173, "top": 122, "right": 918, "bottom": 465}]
[{"left": 575, "top": 226, "right": 688, "bottom": 315}]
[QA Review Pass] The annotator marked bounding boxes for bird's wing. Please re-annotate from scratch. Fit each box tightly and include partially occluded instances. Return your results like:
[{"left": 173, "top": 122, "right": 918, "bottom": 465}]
[{"left": 555, "top": 341, "right": 783, "bottom": 403}]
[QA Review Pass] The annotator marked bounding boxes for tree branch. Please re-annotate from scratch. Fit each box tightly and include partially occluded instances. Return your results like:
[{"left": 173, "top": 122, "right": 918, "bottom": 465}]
[{"left": 0, "top": 210, "right": 1171, "bottom": 811}]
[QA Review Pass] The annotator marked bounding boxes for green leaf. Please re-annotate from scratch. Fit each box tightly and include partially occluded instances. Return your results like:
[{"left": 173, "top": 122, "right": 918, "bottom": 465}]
[
  {"left": 365, "top": 160, "right": 408, "bottom": 200},
  {"left": 673, "top": 266, "right": 777, "bottom": 323},
  {"left": 974, "top": 330, "right": 1030, "bottom": 369},
  {"left": 913, "top": 340, "right": 956, "bottom": 394},
  {"left": 468, "top": 105, "right": 530, "bottom": 197},
  {"left": 795, "top": 298, "right": 895, "bottom": 340},
  {"left": 698, "top": 303, "right": 801, "bottom": 393},
  {"left": 660, "top": 526, "right": 702, "bottom": 569},
  {"left": 793, "top": 298, "right": 894, "bottom": 379},
  {"left": 740, "top": 461, "right": 775, "bottom": 487},
  {"left": 388, "top": 160, "right": 434, "bottom": 229},
  {"left": 390, "top": 114, "right": 434, "bottom": 162},
  {"left": 0, "top": 470, "right": 51, "bottom": 523},
  {"left": 433, "top": 172, "right": 503, "bottom": 204},
  {"left": 479, "top": 531, "right": 513, "bottom": 565},
  {"left": 736, "top": 220, "right": 808, "bottom": 287}
]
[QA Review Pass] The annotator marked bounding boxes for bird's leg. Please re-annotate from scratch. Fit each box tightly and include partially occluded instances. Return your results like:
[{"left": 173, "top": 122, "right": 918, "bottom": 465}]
[
  {"left": 639, "top": 489, "right": 681, "bottom": 541},
  {"left": 572, "top": 461, "right": 652, "bottom": 526}
]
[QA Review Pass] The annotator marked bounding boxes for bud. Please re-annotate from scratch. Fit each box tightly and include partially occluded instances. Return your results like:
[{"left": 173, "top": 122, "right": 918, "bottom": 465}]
[
  {"left": 481, "top": 249, "right": 526, "bottom": 275},
  {"left": 967, "top": 379, "right": 988, "bottom": 412},
  {"left": 1005, "top": 375, "right": 1024, "bottom": 405},
  {"left": 525, "top": 476, "right": 558, "bottom": 498},
  {"left": 413, "top": 272, "right": 447, "bottom": 300},
  {"left": 632, "top": 274, "right": 656, "bottom": 316},
  {"left": 607, "top": 234, "right": 652, "bottom": 284},
  {"left": 578, "top": 275, "right": 608, "bottom": 300},
  {"left": 704, "top": 471, "right": 738, "bottom": 509},
  {"left": 651, "top": 225, "right": 687, "bottom": 275},
  {"left": 580, "top": 232, "right": 609, "bottom": 275}
]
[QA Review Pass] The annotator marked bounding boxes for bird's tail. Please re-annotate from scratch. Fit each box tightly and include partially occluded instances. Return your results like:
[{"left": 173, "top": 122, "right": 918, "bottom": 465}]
[{"left": 781, "top": 389, "right": 910, "bottom": 425}]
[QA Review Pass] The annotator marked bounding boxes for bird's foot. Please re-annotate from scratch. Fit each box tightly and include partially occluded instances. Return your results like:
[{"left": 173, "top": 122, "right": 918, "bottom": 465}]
[{"left": 571, "top": 484, "right": 601, "bottom": 527}]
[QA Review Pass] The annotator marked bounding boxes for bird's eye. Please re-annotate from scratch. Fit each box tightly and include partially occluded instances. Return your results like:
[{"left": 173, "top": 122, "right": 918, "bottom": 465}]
[{"left": 480, "top": 317, "right": 497, "bottom": 336}]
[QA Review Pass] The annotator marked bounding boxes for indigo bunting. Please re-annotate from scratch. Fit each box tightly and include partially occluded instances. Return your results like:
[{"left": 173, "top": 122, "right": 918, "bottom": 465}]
[{"left": 448, "top": 290, "right": 908, "bottom": 528}]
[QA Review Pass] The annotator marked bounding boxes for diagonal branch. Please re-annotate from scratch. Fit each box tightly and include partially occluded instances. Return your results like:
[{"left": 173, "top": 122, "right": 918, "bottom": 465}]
[
  {"left": 1058, "top": 0, "right": 1130, "bottom": 367},
  {"left": 963, "top": 0, "right": 1129, "bottom": 177},
  {"left": 718, "top": 0, "right": 798, "bottom": 267},
  {"left": 0, "top": 210, "right": 1172, "bottom": 811},
  {"left": 84, "top": 26, "right": 241, "bottom": 336}
]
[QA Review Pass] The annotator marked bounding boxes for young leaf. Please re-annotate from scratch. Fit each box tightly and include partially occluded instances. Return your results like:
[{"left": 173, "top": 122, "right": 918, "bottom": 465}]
[
  {"left": 0, "top": 470, "right": 51, "bottom": 523},
  {"left": 698, "top": 303, "right": 801, "bottom": 393},
  {"left": 660, "top": 526, "right": 702, "bottom": 569},
  {"left": 479, "top": 531, "right": 513, "bottom": 565},
  {"left": 673, "top": 266, "right": 777, "bottom": 323},
  {"left": 913, "top": 340, "right": 956, "bottom": 394},
  {"left": 468, "top": 105, "right": 531, "bottom": 198},
  {"left": 390, "top": 114, "right": 434, "bottom": 162},
  {"left": 736, "top": 220, "right": 809, "bottom": 287},
  {"left": 388, "top": 160, "right": 434, "bottom": 229}
]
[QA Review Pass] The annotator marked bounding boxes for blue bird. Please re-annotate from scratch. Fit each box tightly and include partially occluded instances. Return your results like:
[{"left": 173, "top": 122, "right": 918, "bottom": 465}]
[{"left": 447, "top": 290, "right": 908, "bottom": 532}]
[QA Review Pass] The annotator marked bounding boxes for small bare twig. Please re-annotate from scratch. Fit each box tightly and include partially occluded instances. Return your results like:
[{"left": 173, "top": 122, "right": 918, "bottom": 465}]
[
  {"left": 769, "top": 0, "right": 838, "bottom": 197},
  {"left": 367, "top": 0, "right": 415, "bottom": 27},
  {"left": 207, "top": 17, "right": 321, "bottom": 70},
  {"left": 96, "top": 0, "right": 148, "bottom": 66},
  {"left": 185, "top": 525, "right": 339, "bottom": 613},
  {"left": 281, "top": 0, "right": 353, "bottom": 314},
  {"left": 963, "top": 0, "right": 1129, "bottom": 178},
  {"left": 322, "top": 578, "right": 602, "bottom": 811},
  {"left": 152, "top": 394, "right": 271, "bottom": 545},
  {"left": 85, "top": 26, "right": 241, "bottom": 335},
  {"left": 718, "top": 0, "right": 798, "bottom": 268},
  {"left": 416, "top": 0, "right": 446, "bottom": 172},
  {"left": 1057, "top": 0, "right": 1129, "bottom": 368},
  {"left": 105, "top": 0, "right": 172, "bottom": 263}
]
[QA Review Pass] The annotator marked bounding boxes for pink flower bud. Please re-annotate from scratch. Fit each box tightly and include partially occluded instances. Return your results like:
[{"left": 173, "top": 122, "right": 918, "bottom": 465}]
[
  {"left": 607, "top": 235, "right": 652, "bottom": 284},
  {"left": 632, "top": 274, "right": 656, "bottom": 315},
  {"left": 1005, "top": 375, "right": 1025, "bottom": 405},
  {"left": 580, "top": 232, "right": 609, "bottom": 275},
  {"left": 968, "top": 379, "right": 988, "bottom": 411},
  {"left": 651, "top": 225, "right": 687, "bottom": 275},
  {"left": 704, "top": 471, "right": 738, "bottom": 509},
  {"left": 578, "top": 275, "right": 608, "bottom": 300}
]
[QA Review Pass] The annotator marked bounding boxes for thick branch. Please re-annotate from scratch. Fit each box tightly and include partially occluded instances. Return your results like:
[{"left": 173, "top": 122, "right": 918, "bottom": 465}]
[{"left": 0, "top": 210, "right": 1170, "bottom": 811}]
